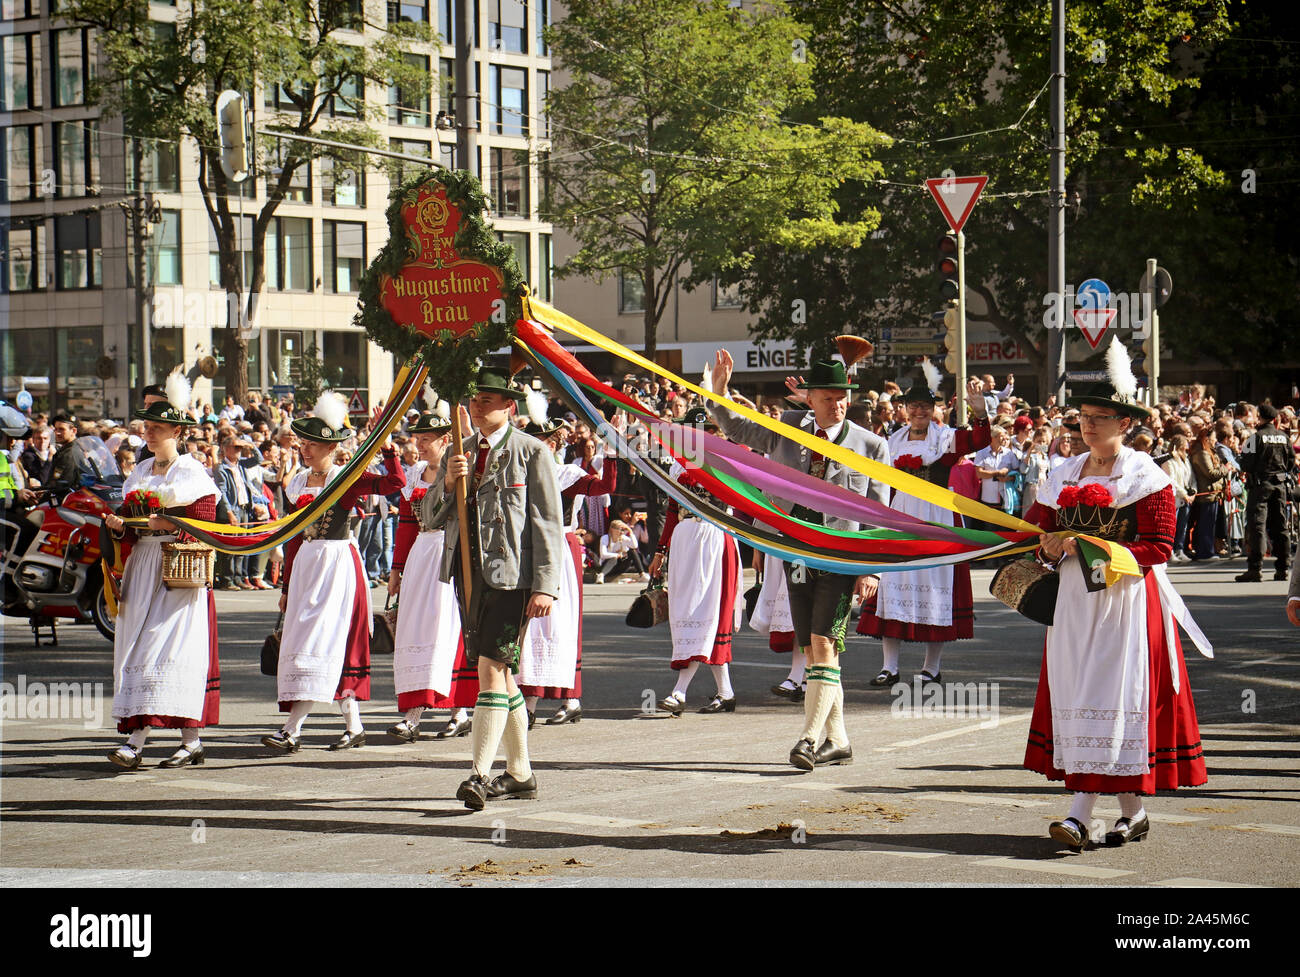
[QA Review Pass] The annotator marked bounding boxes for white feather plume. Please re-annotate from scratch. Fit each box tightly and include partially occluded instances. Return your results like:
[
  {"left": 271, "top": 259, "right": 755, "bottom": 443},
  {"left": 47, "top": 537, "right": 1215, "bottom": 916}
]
[
  {"left": 165, "top": 367, "right": 191, "bottom": 413},
  {"left": 921, "top": 358, "right": 943, "bottom": 397},
  {"left": 434, "top": 399, "right": 450, "bottom": 423},
  {"left": 1104, "top": 335, "right": 1138, "bottom": 400},
  {"left": 525, "top": 387, "right": 549, "bottom": 427},
  {"left": 313, "top": 391, "right": 348, "bottom": 431},
  {"left": 702, "top": 361, "right": 713, "bottom": 394}
]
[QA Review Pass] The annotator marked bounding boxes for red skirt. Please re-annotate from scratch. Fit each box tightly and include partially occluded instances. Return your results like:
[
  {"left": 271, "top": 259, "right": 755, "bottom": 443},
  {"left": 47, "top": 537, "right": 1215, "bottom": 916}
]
[
  {"left": 856, "top": 562, "right": 974, "bottom": 642},
  {"left": 1023, "top": 569, "right": 1206, "bottom": 795},
  {"left": 520, "top": 532, "right": 585, "bottom": 699},
  {"left": 769, "top": 630, "right": 795, "bottom": 653},
  {"left": 118, "top": 590, "right": 220, "bottom": 732},
  {"left": 428, "top": 633, "right": 478, "bottom": 709},
  {"left": 672, "top": 535, "right": 738, "bottom": 669}
]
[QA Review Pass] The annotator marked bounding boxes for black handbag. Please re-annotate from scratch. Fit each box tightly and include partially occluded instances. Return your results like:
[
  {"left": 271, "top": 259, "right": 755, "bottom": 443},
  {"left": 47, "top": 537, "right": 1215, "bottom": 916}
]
[
  {"left": 260, "top": 611, "right": 284, "bottom": 676},
  {"left": 626, "top": 574, "right": 670, "bottom": 628},
  {"left": 989, "top": 559, "right": 1059, "bottom": 627},
  {"left": 371, "top": 595, "right": 396, "bottom": 655},
  {"left": 743, "top": 580, "right": 762, "bottom": 621}
]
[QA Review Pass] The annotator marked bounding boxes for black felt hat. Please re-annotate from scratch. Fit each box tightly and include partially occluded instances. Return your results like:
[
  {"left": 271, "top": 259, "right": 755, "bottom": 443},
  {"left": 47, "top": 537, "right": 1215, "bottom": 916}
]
[
  {"left": 133, "top": 401, "right": 196, "bottom": 426},
  {"left": 523, "top": 419, "right": 565, "bottom": 438},
  {"left": 1066, "top": 385, "right": 1152, "bottom": 421}
]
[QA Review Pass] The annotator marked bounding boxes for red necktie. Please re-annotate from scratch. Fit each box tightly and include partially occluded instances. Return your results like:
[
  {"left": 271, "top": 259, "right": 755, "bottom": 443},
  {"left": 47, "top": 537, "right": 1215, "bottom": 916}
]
[
  {"left": 474, "top": 437, "right": 489, "bottom": 479},
  {"left": 809, "top": 427, "right": 830, "bottom": 474}
]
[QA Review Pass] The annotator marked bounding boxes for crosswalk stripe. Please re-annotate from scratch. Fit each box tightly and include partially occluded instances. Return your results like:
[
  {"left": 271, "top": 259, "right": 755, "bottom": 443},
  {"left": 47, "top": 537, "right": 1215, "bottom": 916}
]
[
  {"left": 1153, "top": 878, "right": 1258, "bottom": 888},
  {"left": 873, "top": 712, "right": 1031, "bottom": 751},
  {"left": 162, "top": 780, "right": 269, "bottom": 793},
  {"left": 913, "top": 792, "right": 1050, "bottom": 809},
  {"left": 1227, "top": 822, "right": 1300, "bottom": 837},
  {"left": 974, "top": 857, "right": 1133, "bottom": 880}
]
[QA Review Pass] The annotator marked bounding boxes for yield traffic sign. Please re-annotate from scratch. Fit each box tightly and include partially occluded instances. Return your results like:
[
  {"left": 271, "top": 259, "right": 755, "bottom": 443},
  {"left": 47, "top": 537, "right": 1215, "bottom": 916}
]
[
  {"left": 1072, "top": 307, "right": 1117, "bottom": 349},
  {"left": 925, "top": 175, "right": 989, "bottom": 233}
]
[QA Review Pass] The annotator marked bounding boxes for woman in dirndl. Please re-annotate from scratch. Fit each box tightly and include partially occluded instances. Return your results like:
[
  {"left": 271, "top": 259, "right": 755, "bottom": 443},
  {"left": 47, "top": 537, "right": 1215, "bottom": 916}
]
[
  {"left": 261, "top": 393, "right": 404, "bottom": 752},
  {"left": 648, "top": 410, "right": 741, "bottom": 715},
  {"left": 385, "top": 410, "right": 464, "bottom": 742},
  {"left": 1025, "top": 340, "right": 1212, "bottom": 850},
  {"left": 752, "top": 549, "right": 801, "bottom": 699},
  {"left": 103, "top": 374, "right": 221, "bottom": 769}
]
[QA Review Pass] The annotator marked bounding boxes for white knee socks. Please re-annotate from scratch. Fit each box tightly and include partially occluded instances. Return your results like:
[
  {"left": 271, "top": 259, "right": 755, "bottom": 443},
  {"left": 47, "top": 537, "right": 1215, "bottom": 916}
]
[
  {"left": 823, "top": 681, "right": 848, "bottom": 748},
  {"left": 786, "top": 649, "right": 806, "bottom": 685},
  {"left": 711, "top": 664, "right": 734, "bottom": 699},
  {"left": 404, "top": 707, "right": 424, "bottom": 725},
  {"left": 127, "top": 728, "right": 149, "bottom": 749},
  {"left": 671, "top": 661, "right": 699, "bottom": 700},
  {"left": 881, "top": 637, "right": 902, "bottom": 673},
  {"left": 502, "top": 692, "right": 532, "bottom": 781},
  {"left": 524, "top": 695, "right": 539, "bottom": 713},
  {"left": 283, "top": 701, "right": 313, "bottom": 736},
  {"left": 923, "top": 642, "right": 944, "bottom": 676},
  {"left": 181, "top": 727, "right": 201, "bottom": 749},
  {"left": 1067, "top": 792, "right": 1098, "bottom": 824},
  {"left": 470, "top": 691, "right": 511, "bottom": 779},
  {"left": 1118, "top": 792, "right": 1146, "bottom": 820},
  {"left": 338, "top": 696, "right": 363, "bottom": 734},
  {"left": 801, "top": 664, "right": 840, "bottom": 744}
]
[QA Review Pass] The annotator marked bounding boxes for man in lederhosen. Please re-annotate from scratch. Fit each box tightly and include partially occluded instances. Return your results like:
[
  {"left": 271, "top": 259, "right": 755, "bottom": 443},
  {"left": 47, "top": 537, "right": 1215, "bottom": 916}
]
[
  {"left": 420, "top": 368, "right": 565, "bottom": 810},
  {"left": 708, "top": 351, "right": 890, "bottom": 771}
]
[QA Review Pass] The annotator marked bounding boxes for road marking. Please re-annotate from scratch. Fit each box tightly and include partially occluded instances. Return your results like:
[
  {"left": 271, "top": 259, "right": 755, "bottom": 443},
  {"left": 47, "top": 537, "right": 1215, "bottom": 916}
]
[
  {"left": 873, "top": 712, "right": 1030, "bottom": 752},
  {"left": 162, "top": 780, "right": 269, "bottom": 793},
  {"left": 1091, "top": 809, "right": 1206, "bottom": 825},
  {"left": 913, "top": 792, "right": 1051, "bottom": 809},
  {"left": 1153, "top": 878, "right": 1258, "bottom": 888},
  {"left": 715, "top": 774, "right": 855, "bottom": 792},
  {"left": 516, "top": 811, "right": 648, "bottom": 829},
  {"left": 814, "top": 840, "right": 948, "bottom": 858},
  {"left": 1228, "top": 822, "right": 1300, "bottom": 837},
  {"left": 974, "top": 857, "right": 1133, "bottom": 880}
]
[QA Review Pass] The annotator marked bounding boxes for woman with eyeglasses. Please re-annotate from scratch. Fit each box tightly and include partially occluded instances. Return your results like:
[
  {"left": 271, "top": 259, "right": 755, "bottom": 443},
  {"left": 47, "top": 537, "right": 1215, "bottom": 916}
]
[{"left": 1024, "top": 341, "right": 1211, "bottom": 852}]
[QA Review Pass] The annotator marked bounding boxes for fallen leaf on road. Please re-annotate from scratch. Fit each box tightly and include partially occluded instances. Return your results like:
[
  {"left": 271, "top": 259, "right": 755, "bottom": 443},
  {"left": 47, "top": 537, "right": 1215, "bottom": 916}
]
[{"left": 720, "top": 822, "right": 806, "bottom": 840}]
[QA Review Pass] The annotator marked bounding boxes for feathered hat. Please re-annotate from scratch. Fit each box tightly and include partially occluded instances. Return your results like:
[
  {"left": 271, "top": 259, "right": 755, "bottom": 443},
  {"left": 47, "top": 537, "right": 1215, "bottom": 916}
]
[
  {"left": 1066, "top": 336, "right": 1152, "bottom": 419},
  {"left": 409, "top": 391, "right": 452, "bottom": 435},
  {"left": 900, "top": 359, "right": 945, "bottom": 404},
  {"left": 291, "top": 391, "right": 352, "bottom": 443},
  {"left": 134, "top": 367, "right": 197, "bottom": 426}
]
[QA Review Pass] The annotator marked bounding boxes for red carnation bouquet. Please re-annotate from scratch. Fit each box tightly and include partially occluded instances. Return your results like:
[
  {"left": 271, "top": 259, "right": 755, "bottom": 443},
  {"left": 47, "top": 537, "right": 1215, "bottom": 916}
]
[
  {"left": 1057, "top": 484, "right": 1113, "bottom": 508},
  {"left": 409, "top": 486, "right": 428, "bottom": 503},
  {"left": 894, "top": 454, "right": 925, "bottom": 471},
  {"left": 122, "top": 489, "right": 163, "bottom": 519},
  {"left": 294, "top": 493, "right": 317, "bottom": 510}
]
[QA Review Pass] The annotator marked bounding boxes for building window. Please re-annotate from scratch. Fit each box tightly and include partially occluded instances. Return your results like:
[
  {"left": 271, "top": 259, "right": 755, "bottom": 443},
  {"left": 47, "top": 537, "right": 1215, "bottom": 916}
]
[
  {"left": 127, "top": 137, "right": 181, "bottom": 193},
  {"left": 1, "top": 124, "right": 40, "bottom": 203},
  {"left": 537, "top": 69, "right": 550, "bottom": 139},
  {"left": 267, "top": 143, "right": 311, "bottom": 203},
  {"left": 536, "top": 0, "right": 551, "bottom": 56},
  {"left": 325, "top": 220, "right": 365, "bottom": 293},
  {"left": 2, "top": 218, "right": 45, "bottom": 292},
  {"left": 56, "top": 326, "right": 104, "bottom": 417},
  {"left": 1, "top": 327, "right": 52, "bottom": 413},
  {"left": 538, "top": 149, "right": 551, "bottom": 216},
  {"left": 389, "top": 138, "right": 432, "bottom": 187},
  {"left": 329, "top": 73, "right": 363, "bottom": 118},
  {"left": 52, "top": 27, "right": 91, "bottom": 107},
  {"left": 150, "top": 210, "right": 181, "bottom": 286},
  {"left": 438, "top": 56, "right": 454, "bottom": 108},
  {"left": 492, "top": 65, "right": 527, "bottom": 136},
  {"left": 1, "top": 32, "right": 41, "bottom": 112},
  {"left": 437, "top": 0, "right": 454, "bottom": 45},
  {"left": 209, "top": 215, "right": 255, "bottom": 288},
  {"left": 55, "top": 120, "right": 99, "bottom": 197},
  {"left": 268, "top": 216, "right": 312, "bottom": 292},
  {"left": 2, "top": 1, "right": 42, "bottom": 20},
  {"left": 338, "top": 0, "right": 364, "bottom": 30},
  {"left": 712, "top": 277, "right": 744, "bottom": 310},
  {"left": 149, "top": 328, "right": 183, "bottom": 386},
  {"left": 321, "top": 330, "right": 369, "bottom": 396},
  {"left": 389, "top": 0, "right": 428, "bottom": 23},
  {"left": 538, "top": 233, "right": 552, "bottom": 302},
  {"left": 498, "top": 231, "right": 529, "bottom": 282},
  {"left": 489, "top": 0, "right": 526, "bottom": 53},
  {"left": 55, "top": 213, "right": 101, "bottom": 289},
  {"left": 389, "top": 53, "right": 431, "bottom": 126},
  {"left": 322, "top": 157, "right": 364, "bottom": 207},
  {"left": 619, "top": 269, "right": 645, "bottom": 314},
  {"left": 491, "top": 147, "right": 528, "bottom": 217}
]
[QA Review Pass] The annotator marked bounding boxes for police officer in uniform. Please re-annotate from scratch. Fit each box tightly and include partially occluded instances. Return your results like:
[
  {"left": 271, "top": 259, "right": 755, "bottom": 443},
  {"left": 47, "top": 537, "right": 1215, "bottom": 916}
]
[{"left": 1236, "top": 403, "right": 1297, "bottom": 582}]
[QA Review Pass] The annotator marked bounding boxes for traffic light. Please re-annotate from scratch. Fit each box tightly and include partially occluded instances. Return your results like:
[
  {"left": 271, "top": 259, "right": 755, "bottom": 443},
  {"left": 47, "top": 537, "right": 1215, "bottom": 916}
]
[
  {"left": 1136, "top": 335, "right": 1154, "bottom": 376},
  {"left": 215, "top": 90, "right": 249, "bottom": 183},
  {"left": 937, "top": 232, "right": 959, "bottom": 300},
  {"left": 941, "top": 301, "right": 960, "bottom": 373}
]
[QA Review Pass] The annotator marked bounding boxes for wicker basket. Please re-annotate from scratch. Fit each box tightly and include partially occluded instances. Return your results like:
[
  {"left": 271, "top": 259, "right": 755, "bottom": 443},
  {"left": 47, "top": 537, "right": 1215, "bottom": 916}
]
[{"left": 160, "top": 541, "right": 216, "bottom": 590}]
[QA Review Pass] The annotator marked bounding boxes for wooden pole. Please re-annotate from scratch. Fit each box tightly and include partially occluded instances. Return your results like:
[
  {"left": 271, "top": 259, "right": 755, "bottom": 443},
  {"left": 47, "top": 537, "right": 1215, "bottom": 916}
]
[{"left": 452, "top": 407, "right": 473, "bottom": 608}]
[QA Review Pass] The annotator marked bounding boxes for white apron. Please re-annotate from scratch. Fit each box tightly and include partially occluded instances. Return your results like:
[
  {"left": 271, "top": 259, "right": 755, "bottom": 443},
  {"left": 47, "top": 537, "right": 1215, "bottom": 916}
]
[
  {"left": 112, "top": 456, "right": 219, "bottom": 722},
  {"left": 393, "top": 529, "right": 462, "bottom": 698},
  {"left": 277, "top": 478, "right": 371, "bottom": 703},
  {"left": 750, "top": 550, "right": 794, "bottom": 634},
  {"left": 877, "top": 423, "right": 958, "bottom": 626},
  {"left": 667, "top": 517, "right": 740, "bottom": 663},
  {"left": 517, "top": 534, "right": 579, "bottom": 689}
]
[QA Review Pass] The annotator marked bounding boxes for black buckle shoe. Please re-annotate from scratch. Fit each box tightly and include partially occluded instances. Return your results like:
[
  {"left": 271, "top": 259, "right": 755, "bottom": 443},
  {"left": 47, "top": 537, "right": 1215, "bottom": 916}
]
[
  {"left": 546, "top": 704, "right": 582, "bottom": 725},
  {"left": 159, "top": 745, "right": 206, "bottom": 768},
  {"left": 456, "top": 774, "right": 489, "bottom": 811},
  {"left": 486, "top": 771, "right": 539, "bottom": 801},
  {"left": 1105, "top": 812, "right": 1150, "bottom": 846},
  {"left": 814, "top": 741, "right": 853, "bottom": 766},
  {"left": 107, "top": 744, "right": 142, "bottom": 770},
  {"left": 436, "top": 717, "right": 472, "bottom": 739},
  {"left": 789, "top": 738, "right": 817, "bottom": 772},
  {"left": 698, "top": 694, "right": 736, "bottom": 714},
  {"left": 1276, "top": 568, "right": 1291, "bottom": 581},
  {"left": 1048, "top": 816, "right": 1094, "bottom": 851},
  {"left": 329, "top": 730, "right": 366, "bottom": 751},
  {"left": 387, "top": 720, "right": 419, "bottom": 743},
  {"left": 869, "top": 670, "right": 899, "bottom": 688},
  {"left": 261, "top": 731, "right": 301, "bottom": 753},
  {"left": 657, "top": 695, "right": 686, "bottom": 717},
  {"left": 919, "top": 670, "right": 942, "bottom": 685},
  {"left": 770, "top": 681, "right": 802, "bottom": 701}
]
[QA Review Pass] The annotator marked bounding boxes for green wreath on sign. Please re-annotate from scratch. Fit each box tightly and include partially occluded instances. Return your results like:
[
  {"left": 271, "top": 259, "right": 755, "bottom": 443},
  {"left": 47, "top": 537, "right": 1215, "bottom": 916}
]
[{"left": 354, "top": 169, "right": 527, "bottom": 401}]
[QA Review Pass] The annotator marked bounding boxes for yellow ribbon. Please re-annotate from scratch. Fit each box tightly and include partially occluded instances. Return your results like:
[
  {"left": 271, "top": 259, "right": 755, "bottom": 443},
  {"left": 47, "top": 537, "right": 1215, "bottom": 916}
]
[{"left": 522, "top": 297, "right": 1138, "bottom": 579}]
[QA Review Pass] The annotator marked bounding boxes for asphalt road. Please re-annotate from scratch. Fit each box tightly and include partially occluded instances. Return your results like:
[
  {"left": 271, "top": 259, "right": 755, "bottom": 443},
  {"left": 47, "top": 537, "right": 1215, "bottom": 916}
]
[{"left": 2, "top": 557, "right": 1297, "bottom": 888}]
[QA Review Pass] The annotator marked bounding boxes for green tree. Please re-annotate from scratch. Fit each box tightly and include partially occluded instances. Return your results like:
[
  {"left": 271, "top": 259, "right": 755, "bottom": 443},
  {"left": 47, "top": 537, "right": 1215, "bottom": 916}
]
[
  {"left": 545, "top": 0, "right": 890, "bottom": 361},
  {"left": 64, "top": 0, "right": 432, "bottom": 404},
  {"left": 727, "top": 0, "right": 1255, "bottom": 398}
]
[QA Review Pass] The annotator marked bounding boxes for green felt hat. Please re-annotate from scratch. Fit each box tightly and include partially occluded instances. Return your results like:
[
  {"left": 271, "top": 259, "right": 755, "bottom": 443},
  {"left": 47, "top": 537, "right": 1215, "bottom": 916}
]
[
  {"left": 473, "top": 367, "right": 526, "bottom": 401},
  {"left": 133, "top": 401, "right": 196, "bottom": 426},
  {"left": 408, "top": 412, "right": 453, "bottom": 435},
  {"left": 290, "top": 415, "right": 351, "bottom": 443},
  {"left": 797, "top": 359, "right": 858, "bottom": 391},
  {"left": 523, "top": 419, "right": 565, "bottom": 438}
]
